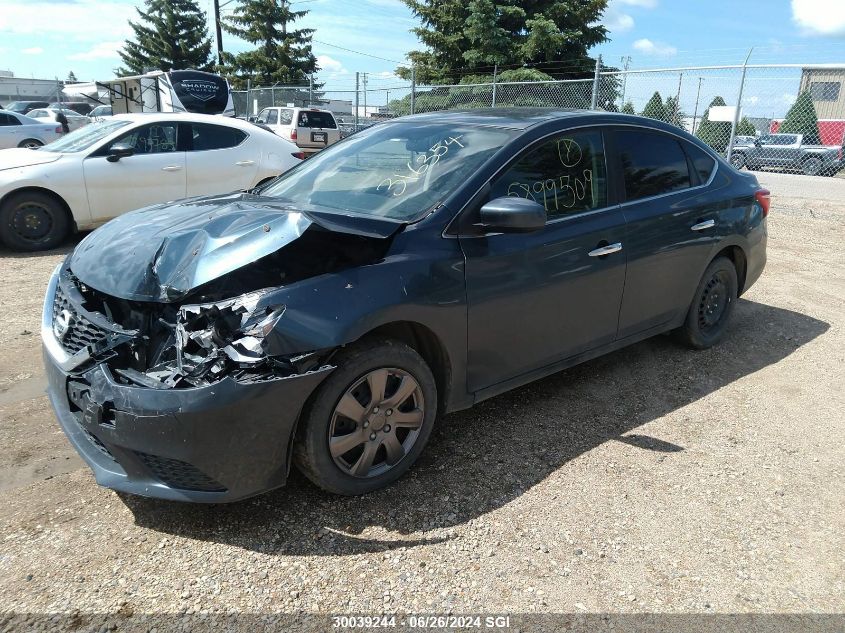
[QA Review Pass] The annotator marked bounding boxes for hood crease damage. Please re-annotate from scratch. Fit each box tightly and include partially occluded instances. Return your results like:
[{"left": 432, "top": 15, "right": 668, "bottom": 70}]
[{"left": 57, "top": 193, "right": 401, "bottom": 389}]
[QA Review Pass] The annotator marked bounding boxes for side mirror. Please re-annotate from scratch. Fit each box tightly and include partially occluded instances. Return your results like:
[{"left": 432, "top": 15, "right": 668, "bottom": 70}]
[
  {"left": 479, "top": 196, "right": 547, "bottom": 233},
  {"left": 106, "top": 143, "right": 134, "bottom": 162}
]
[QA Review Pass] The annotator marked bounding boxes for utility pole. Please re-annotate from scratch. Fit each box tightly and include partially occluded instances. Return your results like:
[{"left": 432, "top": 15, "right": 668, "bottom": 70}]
[
  {"left": 362, "top": 72, "right": 368, "bottom": 121},
  {"left": 354, "top": 71, "right": 359, "bottom": 131},
  {"left": 309, "top": 74, "right": 313, "bottom": 106},
  {"left": 726, "top": 48, "right": 753, "bottom": 160},
  {"left": 620, "top": 55, "right": 632, "bottom": 108},
  {"left": 691, "top": 77, "right": 704, "bottom": 134}
]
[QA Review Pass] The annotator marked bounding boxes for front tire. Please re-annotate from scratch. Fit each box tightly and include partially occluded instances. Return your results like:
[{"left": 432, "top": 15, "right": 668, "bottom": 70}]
[
  {"left": 0, "top": 191, "right": 70, "bottom": 251},
  {"left": 729, "top": 153, "right": 746, "bottom": 170},
  {"left": 293, "top": 339, "right": 437, "bottom": 495},
  {"left": 676, "top": 257, "right": 738, "bottom": 349},
  {"left": 802, "top": 157, "right": 822, "bottom": 176},
  {"left": 17, "top": 139, "right": 43, "bottom": 149}
]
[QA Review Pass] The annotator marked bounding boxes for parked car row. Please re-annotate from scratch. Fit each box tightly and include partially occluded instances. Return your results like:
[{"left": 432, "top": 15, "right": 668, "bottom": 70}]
[{"left": 0, "top": 110, "right": 64, "bottom": 149}]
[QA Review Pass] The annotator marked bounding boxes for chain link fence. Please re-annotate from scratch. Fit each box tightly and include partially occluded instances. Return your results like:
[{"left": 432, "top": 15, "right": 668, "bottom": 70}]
[{"left": 236, "top": 63, "right": 845, "bottom": 176}]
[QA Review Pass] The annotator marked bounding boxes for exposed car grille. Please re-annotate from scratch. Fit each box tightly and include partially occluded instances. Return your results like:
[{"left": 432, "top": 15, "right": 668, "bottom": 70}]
[
  {"left": 134, "top": 452, "right": 227, "bottom": 492},
  {"left": 52, "top": 283, "right": 108, "bottom": 355}
]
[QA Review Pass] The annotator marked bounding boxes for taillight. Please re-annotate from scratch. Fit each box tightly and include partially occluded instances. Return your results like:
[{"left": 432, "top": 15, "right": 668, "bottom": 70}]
[
  {"left": 55, "top": 126, "right": 63, "bottom": 133},
  {"left": 755, "top": 188, "right": 771, "bottom": 218},
  {"left": 290, "top": 129, "right": 297, "bottom": 140},
  {"left": 291, "top": 152, "right": 306, "bottom": 160}
]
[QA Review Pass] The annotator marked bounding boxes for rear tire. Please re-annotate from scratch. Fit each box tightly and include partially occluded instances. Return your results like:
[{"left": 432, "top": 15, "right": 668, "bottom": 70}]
[
  {"left": 676, "top": 257, "right": 738, "bottom": 350},
  {"left": 802, "top": 157, "right": 823, "bottom": 176},
  {"left": 0, "top": 191, "right": 70, "bottom": 251},
  {"left": 729, "top": 153, "right": 746, "bottom": 170},
  {"left": 17, "top": 139, "right": 43, "bottom": 149},
  {"left": 293, "top": 339, "right": 437, "bottom": 495}
]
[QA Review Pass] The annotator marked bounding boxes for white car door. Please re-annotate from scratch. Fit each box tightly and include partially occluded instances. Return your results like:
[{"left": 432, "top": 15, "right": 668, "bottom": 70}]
[
  {"left": 0, "top": 113, "right": 24, "bottom": 148},
  {"left": 184, "top": 121, "right": 260, "bottom": 196},
  {"left": 82, "top": 121, "right": 187, "bottom": 222}
]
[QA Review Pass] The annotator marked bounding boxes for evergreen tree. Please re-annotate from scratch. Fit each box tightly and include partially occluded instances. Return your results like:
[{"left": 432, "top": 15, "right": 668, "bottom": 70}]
[
  {"left": 696, "top": 96, "right": 731, "bottom": 152},
  {"left": 222, "top": 0, "right": 318, "bottom": 89},
  {"left": 779, "top": 91, "right": 821, "bottom": 145},
  {"left": 398, "top": 0, "right": 608, "bottom": 84},
  {"left": 736, "top": 117, "right": 756, "bottom": 136},
  {"left": 118, "top": 0, "right": 213, "bottom": 75},
  {"left": 641, "top": 91, "right": 668, "bottom": 122},
  {"left": 664, "top": 95, "right": 684, "bottom": 127},
  {"left": 66, "top": 71, "right": 78, "bottom": 83},
  {"left": 621, "top": 101, "right": 636, "bottom": 115}
]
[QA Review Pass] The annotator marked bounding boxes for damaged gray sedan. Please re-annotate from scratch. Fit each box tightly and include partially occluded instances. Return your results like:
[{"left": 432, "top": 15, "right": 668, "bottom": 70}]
[{"left": 42, "top": 109, "right": 767, "bottom": 501}]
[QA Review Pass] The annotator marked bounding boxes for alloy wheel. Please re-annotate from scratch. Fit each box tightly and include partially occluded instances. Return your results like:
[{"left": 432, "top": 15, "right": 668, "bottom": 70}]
[{"left": 328, "top": 367, "right": 425, "bottom": 478}]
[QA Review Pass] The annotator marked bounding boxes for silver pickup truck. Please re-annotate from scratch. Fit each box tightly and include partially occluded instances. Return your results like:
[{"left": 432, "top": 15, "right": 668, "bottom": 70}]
[{"left": 730, "top": 133, "right": 843, "bottom": 176}]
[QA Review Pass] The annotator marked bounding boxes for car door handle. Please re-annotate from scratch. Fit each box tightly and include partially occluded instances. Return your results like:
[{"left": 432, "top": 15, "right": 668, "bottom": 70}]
[
  {"left": 588, "top": 243, "right": 623, "bottom": 257},
  {"left": 161, "top": 165, "right": 182, "bottom": 172},
  {"left": 235, "top": 160, "right": 255, "bottom": 166},
  {"left": 691, "top": 219, "right": 716, "bottom": 231}
]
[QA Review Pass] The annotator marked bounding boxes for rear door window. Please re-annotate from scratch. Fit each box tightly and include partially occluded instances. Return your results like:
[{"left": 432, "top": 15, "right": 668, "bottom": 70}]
[
  {"left": 0, "top": 113, "right": 20, "bottom": 126},
  {"left": 279, "top": 109, "right": 294, "bottom": 125},
  {"left": 190, "top": 123, "right": 247, "bottom": 151},
  {"left": 298, "top": 111, "right": 337, "bottom": 129},
  {"left": 615, "top": 130, "right": 691, "bottom": 201}
]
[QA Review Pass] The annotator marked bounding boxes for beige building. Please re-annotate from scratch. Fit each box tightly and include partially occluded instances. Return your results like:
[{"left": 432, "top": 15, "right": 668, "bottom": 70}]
[{"left": 800, "top": 67, "right": 845, "bottom": 119}]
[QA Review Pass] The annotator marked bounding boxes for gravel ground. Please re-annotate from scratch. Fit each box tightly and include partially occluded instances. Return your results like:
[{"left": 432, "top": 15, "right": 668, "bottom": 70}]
[{"left": 0, "top": 173, "right": 843, "bottom": 631}]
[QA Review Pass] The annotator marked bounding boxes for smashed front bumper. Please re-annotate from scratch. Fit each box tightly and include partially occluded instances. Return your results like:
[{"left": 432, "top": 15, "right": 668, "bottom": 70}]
[{"left": 41, "top": 265, "right": 333, "bottom": 502}]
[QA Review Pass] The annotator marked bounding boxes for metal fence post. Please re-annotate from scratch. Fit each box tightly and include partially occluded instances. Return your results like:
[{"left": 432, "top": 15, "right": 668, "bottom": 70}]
[
  {"left": 492, "top": 63, "right": 498, "bottom": 107},
  {"left": 590, "top": 55, "right": 602, "bottom": 110},
  {"left": 411, "top": 67, "right": 416, "bottom": 115},
  {"left": 354, "top": 72, "right": 359, "bottom": 132},
  {"left": 726, "top": 48, "right": 753, "bottom": 160}
]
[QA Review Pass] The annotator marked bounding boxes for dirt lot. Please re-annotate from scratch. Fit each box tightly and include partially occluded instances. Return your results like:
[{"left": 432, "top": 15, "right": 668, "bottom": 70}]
[{"left": 0, "top": 172, "right": 842, "bottom": 629}]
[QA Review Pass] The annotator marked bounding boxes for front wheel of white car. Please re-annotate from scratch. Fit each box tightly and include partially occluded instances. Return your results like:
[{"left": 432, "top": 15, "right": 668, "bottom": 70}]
[
  {"left": 0, "top": 191, "right": 70, "bottom": 251},
  {"left": 17, "top": 139, "right": 43, "bottom": 149}
]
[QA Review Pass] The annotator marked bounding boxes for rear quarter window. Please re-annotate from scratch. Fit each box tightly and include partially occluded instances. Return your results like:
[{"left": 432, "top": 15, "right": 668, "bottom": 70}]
[{"left": 683, "top": 142, "right": 717, "bottom": 184}]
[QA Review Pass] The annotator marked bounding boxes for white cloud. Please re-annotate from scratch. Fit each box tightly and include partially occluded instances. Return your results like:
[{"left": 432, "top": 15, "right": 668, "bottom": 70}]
[
  {"left": 604, "top": 8, "right": 635, "bottom": 32},
  {"left": 744, "top": 95, "right": 760, "bottom": 106},
  {"left": 0, "top": 0, "right": 134, "bottom": 42},
  {"left": 618, "top": 0, "right": 658, "bottom": 7},
  {"left": 782, "top": 93, "right": 797, "bottom": 105},
  {"left": 632, "top": 38, "right": 678, "bottom": 56},
  {"left": 68, "top": 41, "right": 123, "bottom": 61},
  {"left": 22, "top": 47, "right": 43, "bottom": 55},
  {"left": 791, "top": 0, "right": 845, "bottom": 36},
  {"left": 317, "top": 55, "right": 345, "bottom": 73}
]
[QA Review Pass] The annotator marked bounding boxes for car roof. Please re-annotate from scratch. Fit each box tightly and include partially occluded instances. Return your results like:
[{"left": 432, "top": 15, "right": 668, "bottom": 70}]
[{"left": 110, "top": 112, "right": 256, "bottom": 130}]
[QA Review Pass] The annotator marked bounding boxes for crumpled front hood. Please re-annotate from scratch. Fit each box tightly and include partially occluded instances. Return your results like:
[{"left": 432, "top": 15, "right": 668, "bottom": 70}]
[
  {"left": 0, "top": 148, "right": 62, "bottom": 172},
  {"left": 69, "top": 192, "right": 402, "bottom": 302}
]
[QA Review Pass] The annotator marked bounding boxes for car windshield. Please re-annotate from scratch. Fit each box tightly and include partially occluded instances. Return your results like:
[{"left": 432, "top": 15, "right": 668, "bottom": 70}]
[
  {"left": 5, "top": 102, "right": 31, "bottom": 113},
  {"left": 40, "top": 119, "right": 130, "bottom": 153},
  {"left": 260, "top": 122, "right": 515, "bottom": 221}
]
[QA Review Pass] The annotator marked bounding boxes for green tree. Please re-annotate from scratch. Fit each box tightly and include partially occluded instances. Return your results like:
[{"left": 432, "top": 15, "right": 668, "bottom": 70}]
[
  {"left": 696, "top": 96, "right": 731, "bottom": 152},
  {"left": 398, "top": 0, "right": 609, "bottom": 84},
  {"left": 66, "top": 71, "right": 78, "bottom": 83},
  {"left": 118, "top": 0, "right": 213, "bottom": 75},
  {"left": 736, "top": 117, "right": 756, "bottom": 136},
  {"left": 779, "top": 91, "right": 821, "bottom": 145},
  {"left": 222, "top": 0, "right": 317, "bottom": 89},
  {"left": 621, "top": 101, "right": 635, "bottom": 115},
  {"left": 664, "top": 95, "right": 685, "bottom": 127},
  {"left": 641, "top": 91, "right": 668, "bottom": 122}
]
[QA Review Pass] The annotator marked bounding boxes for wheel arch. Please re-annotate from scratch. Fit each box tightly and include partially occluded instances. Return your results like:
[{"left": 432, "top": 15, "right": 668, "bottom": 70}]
[
  {"left": 713, "top": 244, "right": 748, "bottom": 296},
  {"left": 0, "top": 186, "right": 77, "bottom": 234}
]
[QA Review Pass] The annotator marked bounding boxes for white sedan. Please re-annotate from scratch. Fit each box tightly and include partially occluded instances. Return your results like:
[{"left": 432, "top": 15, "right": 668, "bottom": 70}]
[
  {"left": 0, "top": 113, "right": 303, "bottom": 251},
  {"left": 26, "top": 108, "right": 90, "bottom": 133},
  {"left": 0, "top": 110, "right": 63, "bottom": 149}
]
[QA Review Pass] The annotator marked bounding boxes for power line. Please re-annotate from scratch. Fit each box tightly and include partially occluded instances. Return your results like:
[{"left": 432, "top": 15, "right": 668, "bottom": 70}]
[{"left": 312, "top": 39, "right": 407, "bottom": 65}]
